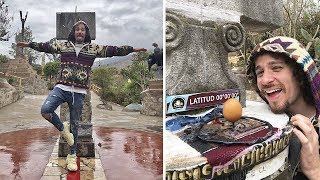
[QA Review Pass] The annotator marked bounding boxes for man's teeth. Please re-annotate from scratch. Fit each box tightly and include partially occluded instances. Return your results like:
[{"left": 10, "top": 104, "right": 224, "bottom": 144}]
[{"left": 266, "top": 89, "right": 281, "bottom": 94}]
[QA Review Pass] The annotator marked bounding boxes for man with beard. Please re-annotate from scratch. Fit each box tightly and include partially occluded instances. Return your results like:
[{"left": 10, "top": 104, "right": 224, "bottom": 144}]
[
  {"left": 17, "top": 20, "right": 146, "bottom": 171},
  {"left": 246, "top": 36, "right": 320, "bottom": 179}
]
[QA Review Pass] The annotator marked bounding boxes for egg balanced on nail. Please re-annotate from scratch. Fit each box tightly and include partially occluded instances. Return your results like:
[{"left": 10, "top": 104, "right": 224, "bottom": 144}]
[{"left": 223, "top": 98, "right": 242, "bottom": 123}]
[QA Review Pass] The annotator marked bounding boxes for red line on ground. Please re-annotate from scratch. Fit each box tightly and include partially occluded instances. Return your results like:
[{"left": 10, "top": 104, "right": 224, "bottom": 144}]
[{"left": 67, "top": 157, "right": 80, "bottom": 180}]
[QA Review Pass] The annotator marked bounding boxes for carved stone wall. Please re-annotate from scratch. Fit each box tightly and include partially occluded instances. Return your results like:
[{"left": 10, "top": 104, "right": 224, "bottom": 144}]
[
  {"left": 166, "top": 11, "right": 246, "bottom": 106},
  {"left": 166, "top": 0, "right": 283, "bottom": 108}
]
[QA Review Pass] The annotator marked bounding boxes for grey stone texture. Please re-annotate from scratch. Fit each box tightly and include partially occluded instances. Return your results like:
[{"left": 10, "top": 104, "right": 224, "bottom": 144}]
[
  {"left": 56, "top": 12, "right": 96, "bottom": 40},
  {"left": 166, "top": 0, "right": 283, "bottom": 32},
  {"left": 166, "top": 0, "right": 283, "bottom": 108},
  {"left": 153, "top": 67, "right": 163, "bottom": 80},
  {"left": 123, "top": 103, "right": 143, "bottom": 112},
  {"left": 58, "top": 137, "right": 95, "bottom": 157},
  {"left": 166, "top": 11, "right": 247, "bottom": 105},
  {"left": 0, "top": 78, "right": 24, "bottom": 108},
  {"left": 23, "top": 76, "right": 48, "bottom": 95},
  {"left": 140, "top": 80, "right": 163, "bottom": 117}
]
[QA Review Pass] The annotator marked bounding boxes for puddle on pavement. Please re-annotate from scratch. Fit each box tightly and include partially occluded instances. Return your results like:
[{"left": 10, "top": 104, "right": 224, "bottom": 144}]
[
  {"left": 94, "top": 127, "right": 163, "bottom": 180},
  {"left": 0, "top": 127, "right": 163, "bottom": 180},
  {"left": 0, "top": 127, "right": 58, "bottom": 179}
]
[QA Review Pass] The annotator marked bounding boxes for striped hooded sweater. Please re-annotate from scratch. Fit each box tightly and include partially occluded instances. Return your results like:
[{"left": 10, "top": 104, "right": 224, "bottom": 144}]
[
  {"left": 29, "top": 21, "right": 133, "bottom": 89},
  {"left": 246, "top": 36, "right": 320, "bottom": 180},
  {"left": 246, "top": 36, "right": 320, "bottom": 118}
]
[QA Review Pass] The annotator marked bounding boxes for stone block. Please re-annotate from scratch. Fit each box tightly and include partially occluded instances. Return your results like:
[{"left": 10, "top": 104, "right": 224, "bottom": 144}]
[
  {"left": 58, "top": 137, "right": 95, "bottom": 157},
  {"left": 149, "top": 80, "right": 163, "bottom": 90},
  {"left": 141, "top": 89, "right": 163, "bottom": 116},
  {"left": 78, "top": 123, "right": 93, "bottom": 138},
  {"left": 165, "top": 12, "right": 247, "bottom": 106},
  {"left": 166, "top": 0, "right": 283, "bottom": 32}
]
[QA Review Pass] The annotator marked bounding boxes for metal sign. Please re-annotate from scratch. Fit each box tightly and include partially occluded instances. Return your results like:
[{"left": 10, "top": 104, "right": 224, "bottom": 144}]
[{"left": 166, "top": 89, "right": 240, "bottom": 114}]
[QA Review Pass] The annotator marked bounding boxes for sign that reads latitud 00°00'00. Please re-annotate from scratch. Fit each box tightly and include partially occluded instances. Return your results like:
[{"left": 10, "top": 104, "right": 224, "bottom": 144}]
[{"left": 166, "top": 89, "right": 240, "bottom": 114}]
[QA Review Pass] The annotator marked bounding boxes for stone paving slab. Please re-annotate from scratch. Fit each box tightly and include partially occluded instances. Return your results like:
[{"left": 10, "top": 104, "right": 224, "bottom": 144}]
[{"left": 41, "top": 139, "right": 107, "bottom": 180}]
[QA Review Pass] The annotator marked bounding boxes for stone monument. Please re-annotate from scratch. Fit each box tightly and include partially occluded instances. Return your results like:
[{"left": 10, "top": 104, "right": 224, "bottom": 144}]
[
  {"left": 140, "top": 80, "right": 163, "bottom": 116},
  {"left": 165, "top": 0, "right": 286, "bottom": 179},
  {"left": 57, "top": 12, "right": 96, "bottom": 157},
  {"left": 166, "top": 0, "right": 283, "bottom": 107}
]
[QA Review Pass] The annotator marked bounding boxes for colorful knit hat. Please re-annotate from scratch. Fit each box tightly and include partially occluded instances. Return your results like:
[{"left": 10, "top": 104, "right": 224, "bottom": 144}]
[{"left": 246, "top": 36, "right": 320, "bottom": 118}]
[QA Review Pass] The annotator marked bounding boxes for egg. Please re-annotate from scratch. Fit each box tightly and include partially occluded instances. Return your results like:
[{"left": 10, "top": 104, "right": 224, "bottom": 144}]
[{"left": 223, "top": 98, "right": 242, "bottom": 123}]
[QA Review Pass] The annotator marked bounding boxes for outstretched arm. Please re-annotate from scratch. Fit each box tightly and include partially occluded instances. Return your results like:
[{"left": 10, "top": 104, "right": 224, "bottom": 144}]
[
  {"left": 17, "top": 42, "right": 30, "bottom": 48},
  {"left": 96, "top": 45, "right": 147, "bottom": 58},
  {"left": 133, "top": 48, "right": 147, "bottom": 52},
  {"left": 17, "top": 41, "right": 61, "bottom": 54},
  {"left": 291, "top": 114, "right": 320, "bottom": 180}
]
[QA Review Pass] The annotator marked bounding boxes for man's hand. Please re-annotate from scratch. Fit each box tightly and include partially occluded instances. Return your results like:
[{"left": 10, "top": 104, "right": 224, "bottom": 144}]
[
  {"left": 133, "top": 48, "right": 147, "bottom": 52},
  {"left": 291, "top": 114, "right": 320, "bottom": 180},
  {"left": 16, "top": 42, "right": 30, "bottom": 47}
]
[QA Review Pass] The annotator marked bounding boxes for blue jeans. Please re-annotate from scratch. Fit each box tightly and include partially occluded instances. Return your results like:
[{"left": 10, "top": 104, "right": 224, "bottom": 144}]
[{"left": 41, "top": 86, "right": 85, "bottom": 154}]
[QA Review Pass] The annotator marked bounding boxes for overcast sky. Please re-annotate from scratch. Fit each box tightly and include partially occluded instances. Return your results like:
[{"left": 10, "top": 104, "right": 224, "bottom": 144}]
[{"left": 0, "top": 0, "right": 163, "bottom": 60}]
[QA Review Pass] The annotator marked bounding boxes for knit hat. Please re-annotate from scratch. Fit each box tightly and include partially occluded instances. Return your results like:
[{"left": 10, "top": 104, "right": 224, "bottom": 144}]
[{"left": 246, "top": 36, "right": 320, "bottom": 118}]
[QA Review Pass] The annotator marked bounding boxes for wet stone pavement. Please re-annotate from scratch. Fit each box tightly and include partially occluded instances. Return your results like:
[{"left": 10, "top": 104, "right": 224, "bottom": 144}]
[{"left": 0, "top": 92, "right": 163, "bottom": 180}]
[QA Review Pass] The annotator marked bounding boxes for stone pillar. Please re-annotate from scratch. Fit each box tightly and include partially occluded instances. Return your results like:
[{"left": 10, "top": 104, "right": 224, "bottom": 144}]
[
  {"left": 16, "top": 46, "right": 24, "bottom": 58},
  {"left": 58, "top": 90, "right": 95, "bottom": 157},
  {"left": 140, "top": 78, "right": 163, "bottom": 116},
  {"left": 140, "top": 63, "right": 163, "bottom": 116}
]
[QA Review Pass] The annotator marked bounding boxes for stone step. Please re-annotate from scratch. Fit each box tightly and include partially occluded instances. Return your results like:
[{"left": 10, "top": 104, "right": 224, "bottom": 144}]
[
  {"left": 13, "top": 72, "right": 36, "bottom": 78},
  {"left": 14, "top": 68, "right": 34, "bottom": 73},
  {"left": 0, "top": 65, "right": 30, "bottom": 70},
  {"left": 14, "top": 64, "right": 31, "bottom": 69}
]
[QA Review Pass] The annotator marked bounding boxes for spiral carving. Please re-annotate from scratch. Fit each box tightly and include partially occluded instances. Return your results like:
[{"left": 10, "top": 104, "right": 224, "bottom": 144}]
[
  {"left": 166, "top": 13, "right": 185, "bottom": 51},
  {"left": 221, "top": 23, "right": 245, "bottom": 52}
]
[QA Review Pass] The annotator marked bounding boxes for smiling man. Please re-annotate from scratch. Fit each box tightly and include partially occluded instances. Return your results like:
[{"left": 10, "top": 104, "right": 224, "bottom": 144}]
[{"left": 246, "top": 36, "right": 320, "bottom": 179}]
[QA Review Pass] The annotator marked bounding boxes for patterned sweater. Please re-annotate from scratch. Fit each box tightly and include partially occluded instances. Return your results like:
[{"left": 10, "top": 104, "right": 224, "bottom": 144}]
[{"left": 30, "top": 41, "right": 133, "bottom": 89}]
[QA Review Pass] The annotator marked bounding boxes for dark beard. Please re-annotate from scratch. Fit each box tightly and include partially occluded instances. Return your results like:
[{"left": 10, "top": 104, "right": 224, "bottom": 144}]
[{"left": 269, "top": 101, "right": 290, "bottom": 114}]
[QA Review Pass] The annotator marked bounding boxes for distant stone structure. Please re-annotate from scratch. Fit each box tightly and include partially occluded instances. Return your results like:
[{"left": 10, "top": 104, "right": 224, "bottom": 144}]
[
  {"left": 166, "top": 0, "right": 283, "bottom": 107},
  {"left": 0, "top": 57, "right": 47, "bottom": 95}
]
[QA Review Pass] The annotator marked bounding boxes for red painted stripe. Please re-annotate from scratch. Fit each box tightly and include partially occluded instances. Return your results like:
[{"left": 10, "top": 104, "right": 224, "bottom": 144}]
[{"left": 67, "top": 157, "right": 80, "bottom": 180}]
